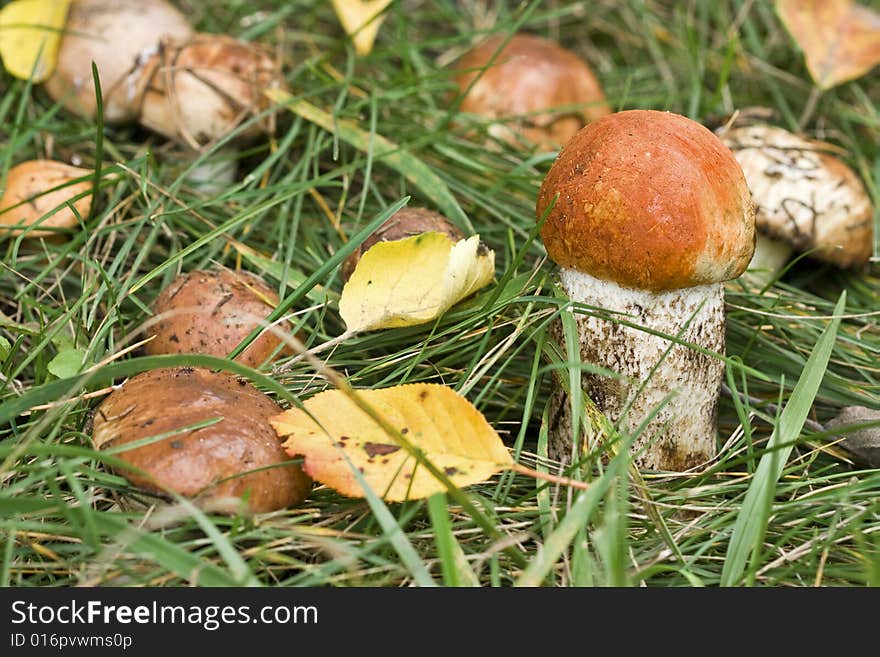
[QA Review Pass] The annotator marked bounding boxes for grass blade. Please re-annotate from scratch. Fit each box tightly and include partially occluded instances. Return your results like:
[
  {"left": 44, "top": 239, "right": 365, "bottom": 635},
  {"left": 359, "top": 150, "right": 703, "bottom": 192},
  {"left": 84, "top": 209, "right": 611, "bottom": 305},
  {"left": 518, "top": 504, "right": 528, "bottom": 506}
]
[{"left": 720, "top": 292, "right": 846, "bottom": 586}]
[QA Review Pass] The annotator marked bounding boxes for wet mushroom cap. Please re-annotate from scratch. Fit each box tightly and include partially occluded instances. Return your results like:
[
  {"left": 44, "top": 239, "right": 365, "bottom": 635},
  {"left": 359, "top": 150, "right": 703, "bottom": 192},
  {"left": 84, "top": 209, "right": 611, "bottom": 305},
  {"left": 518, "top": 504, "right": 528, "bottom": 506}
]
[
  {"left": 0, "top": 160, "right": 92, "bottom": 236},
  {"left": 455, "top": 33, "right": 610, "bottom": 147},
  {"left": 720, "top": 124, "right": 873, "bottom": 267},
  {"left": 341, "top": 207, "right": 464, "bottom": 282},
  {"left": 44, "top": 0, "right": 193, "bottom": 122},
  {"left": 537, "top": 110, "right": 756, "bottom": 292},
  {"left": 145, "top": 268, "right": 292, "bottom": 368},
  {"left": 136, "top": 34, "right": 282, "bottom": 148},
  {"left": 92, "top": 367, "right": 311, "bottom": 512}
]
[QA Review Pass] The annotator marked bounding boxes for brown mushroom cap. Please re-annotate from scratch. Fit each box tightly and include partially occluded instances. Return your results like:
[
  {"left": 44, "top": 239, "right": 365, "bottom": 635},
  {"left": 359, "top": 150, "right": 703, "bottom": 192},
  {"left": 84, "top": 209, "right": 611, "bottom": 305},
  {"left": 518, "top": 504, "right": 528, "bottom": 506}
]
[
  {"left": 144, "top": 268, "right": 292, "bottom": 368},
  {"left": 135, "top": 34, "right": 282, "bottom": 149},
  {"left": 341, "top": 207, "right": 464, "bottom": 282},
  {"left": 455, "top": 33, "right": 610, "bottom": 148},
  {"left": 92, "top": 367, "right": 311, "bottom": 512},
  {"left": 537, "top": 110, "right": 756, "bottom": 292},
  {"left": 720, "top": 124, "right": 873, "bottom": 267},
  {"left": 44, "top": 0, "right": 194, "bottom": 122},
  {"left": 0, "top": 160, "right": 92, "bottom": 237}
]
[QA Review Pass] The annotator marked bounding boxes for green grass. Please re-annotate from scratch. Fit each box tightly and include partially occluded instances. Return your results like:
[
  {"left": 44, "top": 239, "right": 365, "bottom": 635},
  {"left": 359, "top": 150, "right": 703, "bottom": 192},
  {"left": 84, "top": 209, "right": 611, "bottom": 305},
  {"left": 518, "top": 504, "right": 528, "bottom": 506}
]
[{"left": 1, "top": 0, "right": 879, "bottom": 587}]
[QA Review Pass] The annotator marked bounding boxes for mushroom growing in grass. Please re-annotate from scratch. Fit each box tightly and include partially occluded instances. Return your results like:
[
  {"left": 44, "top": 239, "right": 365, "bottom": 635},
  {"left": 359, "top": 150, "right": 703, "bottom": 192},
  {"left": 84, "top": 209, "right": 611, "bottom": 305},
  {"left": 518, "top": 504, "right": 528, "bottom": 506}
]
[
  {"left": 45, "top": 0, "right": 194, "bottom": 123},
  {"left": 92, "top": 367, "right": 311, "bottom": 513},
  {"left": 719, "top": 123, "right": 873, "bottom": 277},
  {"left": 341, "top": 206, "right": 464, "bottom": 282},
  {"left": 454, "top": 32, "right": 610, "bottom": 149},
  {"left": 0, "top": 160, "right": 93, "bottom": 237},
  {"left": 537, "top": 110, "right": 755, "bottom": 471},
  {"left": 45, "top": 0, "right": 283, "bottom": 188},
  {"left": 144, "top": 268, "right": 294, "bottom": 368}
]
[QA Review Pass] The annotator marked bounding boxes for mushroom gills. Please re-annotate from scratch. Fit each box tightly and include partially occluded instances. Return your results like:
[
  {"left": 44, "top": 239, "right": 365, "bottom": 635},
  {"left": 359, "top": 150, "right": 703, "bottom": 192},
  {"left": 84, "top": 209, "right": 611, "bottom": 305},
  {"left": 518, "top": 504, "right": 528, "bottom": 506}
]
[{"left": 549, "top": 268, "right": 725, "bottom": 471}]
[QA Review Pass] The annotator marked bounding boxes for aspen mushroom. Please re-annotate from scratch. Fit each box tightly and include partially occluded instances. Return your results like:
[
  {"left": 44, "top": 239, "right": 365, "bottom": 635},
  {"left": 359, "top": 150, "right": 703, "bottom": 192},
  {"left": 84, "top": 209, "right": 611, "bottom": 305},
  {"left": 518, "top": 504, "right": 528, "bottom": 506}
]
[
  {"left": 0, "top": 160, "right": 93, "bottom": 237},
  {"left": 537, "top": 110, "right": 755, "bottom": 471},
  {"left": 144, "top": 268, "right": 293, "bottom": 368},
  {"left": 720, "top": 123, "right": 873, "bottom": 276},
  {"left": 92, "top": 367, "right": 311, "bottom": 513},
  {"left": 341, "top": 207, "right": 464, "bottom": 282},
  {"left": 454, "top": 32, "right": 610, "bottom": 149}
]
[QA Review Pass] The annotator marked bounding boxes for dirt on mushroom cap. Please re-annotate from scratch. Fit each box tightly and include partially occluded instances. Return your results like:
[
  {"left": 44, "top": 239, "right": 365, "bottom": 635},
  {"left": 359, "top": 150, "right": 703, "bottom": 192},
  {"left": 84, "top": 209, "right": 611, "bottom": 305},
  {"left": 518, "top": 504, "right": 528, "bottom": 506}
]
[
  {"left": 721, "top": 123, "right": 873, "bottom": 267},
  {"left": 144, "top": 268, "right": 292, "bottom": 368},
  {"left": 92, "top": 367, "right": 311, "bottom": 513},
  {"left": 537, "top": 109, "right": 756, "bottom": 292}
]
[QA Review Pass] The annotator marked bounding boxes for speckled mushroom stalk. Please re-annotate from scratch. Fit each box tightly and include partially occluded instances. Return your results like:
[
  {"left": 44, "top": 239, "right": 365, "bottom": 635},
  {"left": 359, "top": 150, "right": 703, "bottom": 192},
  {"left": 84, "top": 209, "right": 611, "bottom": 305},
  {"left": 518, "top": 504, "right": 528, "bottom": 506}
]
[{"left": 538, "top": 110, "right": 755, "bottom": 471}]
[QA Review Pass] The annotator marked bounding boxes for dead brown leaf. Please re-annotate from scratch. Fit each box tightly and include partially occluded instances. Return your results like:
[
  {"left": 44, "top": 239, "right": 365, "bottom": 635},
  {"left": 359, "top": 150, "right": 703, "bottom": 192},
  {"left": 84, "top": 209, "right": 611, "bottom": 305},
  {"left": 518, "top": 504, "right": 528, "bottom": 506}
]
[{"left": 776, "top": 0, "right": 880, "bottom": 89}]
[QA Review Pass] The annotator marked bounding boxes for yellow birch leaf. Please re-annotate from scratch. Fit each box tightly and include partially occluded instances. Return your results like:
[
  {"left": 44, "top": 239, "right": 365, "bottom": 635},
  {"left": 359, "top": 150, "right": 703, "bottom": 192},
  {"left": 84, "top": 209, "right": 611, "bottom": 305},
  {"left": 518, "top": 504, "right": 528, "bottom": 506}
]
[
  {"left": 338, "top": 232, "right": 495, "bottom": 332},
  {"left": 270, "top": 384, "right": 513, "bottom": 501},
  {"left": 0, "top": 0, "right": 70, "bottom": 82},
  {"left": 776, "top": 0, "right": 880, "bottom": 89},
  {"left": 331, "top": 0, "right": 392, "bottom": 56}
]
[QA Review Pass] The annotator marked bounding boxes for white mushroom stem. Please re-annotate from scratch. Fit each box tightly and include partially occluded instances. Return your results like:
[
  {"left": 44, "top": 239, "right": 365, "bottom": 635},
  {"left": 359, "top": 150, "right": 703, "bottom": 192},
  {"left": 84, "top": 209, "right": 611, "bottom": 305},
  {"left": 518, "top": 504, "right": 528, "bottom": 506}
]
[
  {"left": 549, "top": 269, "right": 725, "bottom": 471},
  {"left": 746, "top": 233, "right": 794, "bottom": 280},
  {"left": 183, "top": 147, "right": 239, "bottom": 195}
]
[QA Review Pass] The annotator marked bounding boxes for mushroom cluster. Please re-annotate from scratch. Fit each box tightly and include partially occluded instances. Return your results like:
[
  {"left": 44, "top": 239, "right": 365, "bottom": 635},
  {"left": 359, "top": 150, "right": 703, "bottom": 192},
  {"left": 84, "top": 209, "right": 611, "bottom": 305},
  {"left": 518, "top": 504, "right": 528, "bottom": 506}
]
[
  {"left": 46, "top": 0, "right": 281, "bottom": 151},
  {"left": 537, "top": 110, "right": 756, "bottom": 471},
  {"left": 90, "top": 266, "right": 310, "bottom": 513}
]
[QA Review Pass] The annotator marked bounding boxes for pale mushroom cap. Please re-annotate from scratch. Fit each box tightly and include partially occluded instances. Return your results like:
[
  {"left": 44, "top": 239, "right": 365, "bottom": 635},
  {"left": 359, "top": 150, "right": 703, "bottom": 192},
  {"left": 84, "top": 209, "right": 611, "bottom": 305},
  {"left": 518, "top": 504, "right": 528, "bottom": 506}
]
[
  {"left": 136, "top": 34, "right": 282, "bottom": 149},
  {"left": 455, "top": 33, "right": 610, "bottom": 148},
  {"left": 721, "top": 124, "right": 873, "bottom": 267},
  {"left": 0, "top": 160, "right": 92, "bottom": 236},
  {"left": 538, "top": 110, "right": 756, "bottom": 292},
  {"left": 92, "top": 367, "right": 311, "bottom": 513},
  {"left": 44, "top": 0, "right": 193, "bottom": 122}
]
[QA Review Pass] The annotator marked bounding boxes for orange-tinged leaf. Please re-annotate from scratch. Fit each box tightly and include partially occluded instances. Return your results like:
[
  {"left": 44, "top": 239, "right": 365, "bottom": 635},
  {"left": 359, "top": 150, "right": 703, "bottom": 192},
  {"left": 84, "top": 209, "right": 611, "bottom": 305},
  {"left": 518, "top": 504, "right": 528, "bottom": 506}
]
[
  {"left": 776, "top": 0, "right": 880, "bottom": 89},
  {"left": 0, "top": 0, "right": 70, "bottom": 82},
  {"left": 270, "top": 384, "right": 513, "bottom": 502}
]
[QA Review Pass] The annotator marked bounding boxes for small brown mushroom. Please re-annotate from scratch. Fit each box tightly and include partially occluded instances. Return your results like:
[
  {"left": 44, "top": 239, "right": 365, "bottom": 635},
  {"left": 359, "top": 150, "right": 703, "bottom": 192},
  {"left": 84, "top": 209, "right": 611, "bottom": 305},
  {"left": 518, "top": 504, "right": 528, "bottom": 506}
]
[
  {"left": 45, "top": 0, "right": 194, "bottom": 122},
  {"left": 720, "top": 123, "right": 873, "bottom": 274},
  {"left": 0, "top": 160, "right": 92, "bottom": 237},
  {"left": 341, "top": 207, "right": 464, "bottom": 282},
  {"left": 144, "top": 268, "right": 292, "bottom": 368},
  {"left": 92, "top": 367, "right": 311, "bottom": 513},
  {"left": 454, "top": 33, "right": 610, "bottom": 149}
]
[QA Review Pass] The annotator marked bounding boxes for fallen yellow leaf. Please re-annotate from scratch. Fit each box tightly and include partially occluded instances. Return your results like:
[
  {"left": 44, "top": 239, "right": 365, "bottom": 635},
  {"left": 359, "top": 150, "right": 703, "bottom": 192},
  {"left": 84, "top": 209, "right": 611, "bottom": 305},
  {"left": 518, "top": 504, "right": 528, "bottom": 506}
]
[
  {"left": 776, "top": 0, "right": 880, "bottom": 89},
  {"left": 331, "top": 0, "right": 392, "bottom": 56},
  {"left": 271, "top": 384, "right": 513, "bottom": 501},
  {"left": 338, "top": 231, "right": 495, "bottom": 332},
  {"left": 0, "top": 0, "right": 70, "bottom": 82}
]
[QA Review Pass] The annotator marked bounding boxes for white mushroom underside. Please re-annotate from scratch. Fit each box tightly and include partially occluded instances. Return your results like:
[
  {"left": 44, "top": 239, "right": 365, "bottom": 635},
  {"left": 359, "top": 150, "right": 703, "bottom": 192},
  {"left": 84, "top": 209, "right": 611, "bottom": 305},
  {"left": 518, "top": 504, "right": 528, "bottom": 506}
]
[{"left": 550, "top": 269, "right": 725, "bottom": 471}]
